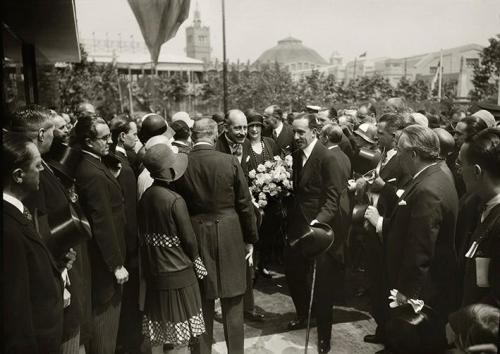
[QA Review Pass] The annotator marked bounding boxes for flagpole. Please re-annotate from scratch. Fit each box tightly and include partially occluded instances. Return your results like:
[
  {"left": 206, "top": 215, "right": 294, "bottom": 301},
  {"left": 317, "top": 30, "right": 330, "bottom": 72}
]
[
  {"left": 353, "top": 56, "right": 357, "bottom": 81},
  {"left": 438, "top": 49, "right": 443, "bottom": 101},
  {"left": 221, "top": 0, "right": 228, "bottom": 114}
]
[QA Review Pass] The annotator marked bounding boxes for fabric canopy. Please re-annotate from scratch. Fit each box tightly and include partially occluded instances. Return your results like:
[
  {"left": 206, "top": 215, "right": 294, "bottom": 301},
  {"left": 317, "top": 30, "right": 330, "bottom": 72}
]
[{"left": 128, "top": 0, "right": 191, "bottom": 65}]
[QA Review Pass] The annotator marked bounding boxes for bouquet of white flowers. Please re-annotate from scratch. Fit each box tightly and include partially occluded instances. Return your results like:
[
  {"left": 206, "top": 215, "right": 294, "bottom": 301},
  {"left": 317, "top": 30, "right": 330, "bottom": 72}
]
[{"left": 248, "top": 155, "right": 293, "bottom": 208}]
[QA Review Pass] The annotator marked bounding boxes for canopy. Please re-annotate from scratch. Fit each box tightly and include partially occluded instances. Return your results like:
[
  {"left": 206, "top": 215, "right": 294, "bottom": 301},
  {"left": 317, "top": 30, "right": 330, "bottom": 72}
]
[{"left": 127, "top": 0, "right": 191, "bottom": 65}]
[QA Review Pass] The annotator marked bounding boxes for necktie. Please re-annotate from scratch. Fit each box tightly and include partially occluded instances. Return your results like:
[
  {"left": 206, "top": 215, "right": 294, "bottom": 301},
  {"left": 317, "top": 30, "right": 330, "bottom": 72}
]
[
  {"left": 232, "top": 144, "right": 243, "bottom": 157},
  {"left": 302, "top": 150, "right": 307, "bottom": 167}
]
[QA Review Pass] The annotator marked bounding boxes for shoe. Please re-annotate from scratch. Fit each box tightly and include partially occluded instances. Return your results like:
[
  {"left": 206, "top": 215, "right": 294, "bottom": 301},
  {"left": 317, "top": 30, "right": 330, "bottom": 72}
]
[
  {"left": 318, "top": 339, "right": 331, "bottom": 353},
  {"left": 287, "top": 318, "right": 306, "bottom": 330},
  {"left": 244, "top": 310, "right": 265, "bottom": 322},
  {"left": 364, "top": 334, "right": 384, "bottom": 344},
  {"left": 259, "top": 267, "right": 273, "bottom": 279}
]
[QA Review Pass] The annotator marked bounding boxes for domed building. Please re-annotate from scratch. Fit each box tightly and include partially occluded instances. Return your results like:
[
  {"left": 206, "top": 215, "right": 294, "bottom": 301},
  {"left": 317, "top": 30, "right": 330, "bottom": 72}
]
[{"left": 254, "top": 36, "right": 328, "bottom": 72}]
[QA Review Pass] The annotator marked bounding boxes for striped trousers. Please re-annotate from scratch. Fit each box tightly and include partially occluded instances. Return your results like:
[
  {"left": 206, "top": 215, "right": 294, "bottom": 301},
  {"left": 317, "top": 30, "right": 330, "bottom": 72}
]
[
  {"left": 90, "top": 301, "right": 122, "bottom": 354},
  {"left": 61, "top": 329, "right": 80, "bottom": 354}
]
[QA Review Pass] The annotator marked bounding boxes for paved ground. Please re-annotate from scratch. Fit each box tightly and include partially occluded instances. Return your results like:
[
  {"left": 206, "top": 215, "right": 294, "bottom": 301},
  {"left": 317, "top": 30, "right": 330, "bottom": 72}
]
[{"left": 211, "top": 267, "right": 383, "bottom": 354}]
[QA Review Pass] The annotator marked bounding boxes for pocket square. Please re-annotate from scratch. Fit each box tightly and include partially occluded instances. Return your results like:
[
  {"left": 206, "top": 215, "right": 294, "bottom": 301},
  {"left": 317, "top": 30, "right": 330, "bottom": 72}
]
[
  {"left": 398, "top": 200, "right": 407, "bottom": 206},
  {"left": 246, "top": 155, "right": 250, "bottom": 163}
]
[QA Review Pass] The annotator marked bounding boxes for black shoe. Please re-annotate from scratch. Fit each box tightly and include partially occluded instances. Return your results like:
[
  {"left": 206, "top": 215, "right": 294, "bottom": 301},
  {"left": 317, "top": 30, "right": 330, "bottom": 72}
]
[
  {"left": 364, "top": 334, "right": 384, "bottom": 344},
  {"left": 287, "top": 318, "right": 307, "bottom": 330},
  {"left": 318, "top": 339, "right": 331, "bottom": 353},
  {"left": 259, "top": 267, "right": 273, "bottom": 279},
  {"left": 244, "top": 310, "right": 265, "bottom": 322}
]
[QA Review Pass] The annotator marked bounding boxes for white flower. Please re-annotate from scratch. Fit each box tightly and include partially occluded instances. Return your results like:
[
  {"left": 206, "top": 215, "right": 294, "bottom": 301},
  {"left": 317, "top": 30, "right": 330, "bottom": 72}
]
[
  {"left": 257, "top": 164, "right": 266, "bottom": 173},
  {"left": 263, "top": 173, "right": 272, "bottom": 184},
  {"left": 248, "top": 169, "right": 256, "bottom": 179},
  {"left": 269, "top": 182, "right": 277, "bottom": 190},
  {"left": 258, "top": 199, "right": 268, "bottom": 208},
  {"left": 255, "top": 178, "right": 264, "bottom": 187},
  {"left": 274, "top": 155, "right": 282, "bottom": 162},
  {"left": 264, "top": 160, "right": 273, "bottom": 169},
  {"left": 284, "top": 155, "right": 293, "bottom": 166},
  {"left": 262, "top": 185, "right": 270, "bottom": 193},
  {"left": 259, "top": 192, "right": 266, "bottom": 200},
  {"left": 270, "top": 189, "right": 278, "bottom": 197}
]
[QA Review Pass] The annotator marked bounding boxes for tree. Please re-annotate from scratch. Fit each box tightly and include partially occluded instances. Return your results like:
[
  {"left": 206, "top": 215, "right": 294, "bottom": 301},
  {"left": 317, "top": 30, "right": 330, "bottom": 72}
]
[{"left": 471, "top": 34, "right": 500, "bottom": 101}]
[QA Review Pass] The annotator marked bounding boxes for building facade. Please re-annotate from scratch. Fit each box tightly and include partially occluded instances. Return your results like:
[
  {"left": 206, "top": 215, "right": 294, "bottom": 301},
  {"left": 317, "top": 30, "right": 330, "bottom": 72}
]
[{"left": 185, "top": 5, "right": 211, "bottom": 63}]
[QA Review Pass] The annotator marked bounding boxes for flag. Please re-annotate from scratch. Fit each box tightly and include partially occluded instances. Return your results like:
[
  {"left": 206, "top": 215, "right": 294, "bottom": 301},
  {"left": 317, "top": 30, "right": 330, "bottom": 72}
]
[
  {"left": 128, "top": 0, "right": 191, "bottom": 65},
  {"left": 430, "top": 60, "right": 441, "bottom": 93},
  {"left": 359, "top": 52, "right": 367, "bottom": 58}
]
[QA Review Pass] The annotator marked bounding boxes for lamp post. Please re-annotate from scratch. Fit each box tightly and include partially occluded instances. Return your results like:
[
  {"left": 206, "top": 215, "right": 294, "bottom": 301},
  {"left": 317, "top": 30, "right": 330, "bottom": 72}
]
[{"left": 221, "top": 0, "right": 228, "bottom": 113}]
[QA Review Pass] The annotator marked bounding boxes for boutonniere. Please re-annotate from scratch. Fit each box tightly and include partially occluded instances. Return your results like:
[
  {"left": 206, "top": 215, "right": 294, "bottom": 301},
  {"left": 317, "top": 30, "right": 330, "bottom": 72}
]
[{"left": 398, "top": 200, "right": 407, "bottom": 206}]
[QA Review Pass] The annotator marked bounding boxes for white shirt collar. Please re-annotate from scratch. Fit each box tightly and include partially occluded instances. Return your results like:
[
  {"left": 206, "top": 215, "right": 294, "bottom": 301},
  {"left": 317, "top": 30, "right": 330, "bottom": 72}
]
[
  {"left": 194, "top": 142, "right": 213, "bottom": 147},
  {"left": 482, "top": 193, "right": 500, "bottom": 222},
  {"left": 327, "top": 144, "right": 338, "bottom": 150},
  {"left": 115, "top": 145, "right": 127, "bottom": 156},
  {"left": 386, "top": 148, "right": 398, "bottom": 163},
  {"left": 413, "top": 162, "right": 438, "bottom": 180},
  {"left": 302, "top": 138, "right": 318, "bottom": 159},
  {"left": 274, "top": 121, "right": 284, "bottom": 137},
  {"left": 82, "top": 149, "right": 101, "bottom": 161},
  {"left": 3, "top": 193, "right": 24, "bottom": 213}
]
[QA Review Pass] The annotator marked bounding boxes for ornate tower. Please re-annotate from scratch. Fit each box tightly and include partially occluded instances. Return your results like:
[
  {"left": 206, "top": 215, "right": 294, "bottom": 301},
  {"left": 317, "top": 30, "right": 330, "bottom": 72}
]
[{"left": 185, "top": 4, "right": 211, "bottom": 63}]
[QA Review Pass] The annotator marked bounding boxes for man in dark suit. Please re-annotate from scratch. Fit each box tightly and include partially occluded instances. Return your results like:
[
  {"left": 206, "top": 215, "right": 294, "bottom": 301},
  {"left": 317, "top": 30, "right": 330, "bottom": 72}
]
[
  {"left": 3, "top": 132, "right": 64, "bottom": 354},
  {"left": 73, "top": 115, "right": 128, "bottom": 354},
  {"left": 109, "top": 116, "right": 142, "bottom": 354},
  {"left": 174, "top": 118, "right": 258, "bottom": 354},
  {"left": 458, "top": 128, "right": 500, "bottom": 307},
  {"left": 365, "top": 125, "right": 459, "bottom": 353},
  {"left": 215, "top": 109, "right": 265, "bottom": 322},
  {"left": 10, "top": 106, "right": 85, "bottom": 354},
  {"left": 286, "top": 113, "right": 351, "bottom": 353},
  {"left": 263, "top": 105, "right": 294, "bottom": 155}
]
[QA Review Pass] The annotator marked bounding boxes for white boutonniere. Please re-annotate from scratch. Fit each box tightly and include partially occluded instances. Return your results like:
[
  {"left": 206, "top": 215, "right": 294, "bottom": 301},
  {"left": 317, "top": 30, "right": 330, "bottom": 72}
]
[{"left": 398, "top": 200, "right": 407, "bottom": 206}]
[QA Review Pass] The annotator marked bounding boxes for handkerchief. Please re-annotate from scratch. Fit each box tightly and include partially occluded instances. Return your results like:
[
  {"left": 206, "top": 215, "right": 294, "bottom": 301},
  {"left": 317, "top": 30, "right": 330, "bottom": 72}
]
[{"left": 398, "top": 200, "right": 407, "bottom": 206}]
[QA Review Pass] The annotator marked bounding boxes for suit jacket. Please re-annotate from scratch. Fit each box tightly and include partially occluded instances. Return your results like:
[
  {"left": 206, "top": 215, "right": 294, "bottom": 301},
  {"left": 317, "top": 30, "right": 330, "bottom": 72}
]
[
  {"left": 113, "top": 148, "right": 138, "bottom": 266},
  {"left": 288, "top": 141, "right": 351, "bottom": 263},
  {"left": 75, "top": 153, "right": 127, "bottom": 308},
  {"left": 383, "top": 163, "right": 459, "bottom": 318},
  {"left": 215, "top": 134, "right": 252, "bottom": 178},
  {"left": 462, "top": 203, "right": 500, "bottom": 307},
  {"left": 3, "top": 201, "right": 63, "bottom": 353},
  {"left": 377, "top": 152, "right": 412, "bottom": 217},
  {"left": 264, "top": 122, "right": 294, "bottom": 155},
  {"left": 173, "top": 144, "right": 258, "bottom": 298}
]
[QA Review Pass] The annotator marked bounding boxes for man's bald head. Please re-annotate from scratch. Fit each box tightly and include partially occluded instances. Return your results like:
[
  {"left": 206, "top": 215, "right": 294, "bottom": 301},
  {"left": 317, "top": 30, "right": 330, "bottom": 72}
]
[
  {"left": 77, "top": 102, "right": 96, "bottom": 115},
  {"left": 433, "top": 128, "right": 455, "bottom": 159},
  {"left": 225, "top": 110, "right": 247, "bottom": 144},
  {"left": 192, "top": 118, "right": 218, "bottom": 143},
  {"left": 320, "top": 123, "right": 344, "bottom": 145}
]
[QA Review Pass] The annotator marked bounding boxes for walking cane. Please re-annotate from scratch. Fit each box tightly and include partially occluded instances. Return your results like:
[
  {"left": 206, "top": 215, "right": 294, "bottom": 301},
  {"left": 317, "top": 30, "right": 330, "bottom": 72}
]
[{"left": 304, "top": 259, "right": 317, "bottom": 354}]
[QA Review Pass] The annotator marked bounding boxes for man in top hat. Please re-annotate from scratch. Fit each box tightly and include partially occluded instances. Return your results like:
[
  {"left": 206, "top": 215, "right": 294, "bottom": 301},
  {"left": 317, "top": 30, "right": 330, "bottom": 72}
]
[
  {"left": 365, "top": 125, "right": 459, "bottom": 353},
  {"left": 458, "top": 128, "right": 500, "bottom": 307},
  {"left": 263, "top": 105, "right": 294, "bottom": 155},
  {"left": 173, "top": 118, "right": 258, "bottom": 354},
  {"left": 10, "top": 105, "right": 87, "bottom": 354},
  {"left": 286, "top": 113, "right": 351, "bottom": 353}
]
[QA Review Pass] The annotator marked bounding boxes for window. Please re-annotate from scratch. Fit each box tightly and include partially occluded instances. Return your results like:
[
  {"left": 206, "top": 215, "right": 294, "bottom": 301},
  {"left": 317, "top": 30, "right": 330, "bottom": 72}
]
[{"left": 465, "top": 58, "right": 479, "bottom": 67}]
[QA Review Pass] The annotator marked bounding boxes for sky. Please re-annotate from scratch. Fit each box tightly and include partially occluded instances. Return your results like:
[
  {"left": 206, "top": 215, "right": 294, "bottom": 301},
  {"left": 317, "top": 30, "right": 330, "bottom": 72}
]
[{"left": 75, "top": 0, "right": 500, "bottom": 63}]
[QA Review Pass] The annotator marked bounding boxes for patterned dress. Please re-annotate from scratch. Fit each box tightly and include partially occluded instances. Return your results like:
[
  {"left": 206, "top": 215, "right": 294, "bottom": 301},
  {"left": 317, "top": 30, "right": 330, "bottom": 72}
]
[{"left": 138, "top": 180, "right": 207, "bottom": 346}]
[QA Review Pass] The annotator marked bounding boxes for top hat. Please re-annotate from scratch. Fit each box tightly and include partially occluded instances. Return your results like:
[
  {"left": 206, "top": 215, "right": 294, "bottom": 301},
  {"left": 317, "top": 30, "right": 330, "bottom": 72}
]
[
  {"left": 46, "top": 142, "right": 83, "bottom": 182},
  {"left": 385, "top": 304, "right": 443, "bottom": 354},
  {"left": 289, "top": 221, "right": 334, "bottom": 258},
  {"left": 46, "top": 203, "right": 92, "bottom": 259}
]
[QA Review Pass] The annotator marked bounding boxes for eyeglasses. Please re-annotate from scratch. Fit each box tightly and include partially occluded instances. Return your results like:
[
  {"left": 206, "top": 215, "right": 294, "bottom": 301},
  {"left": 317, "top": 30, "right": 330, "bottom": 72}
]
[{"left": 96, "top": 134, "right": 111, "bottom": 141}]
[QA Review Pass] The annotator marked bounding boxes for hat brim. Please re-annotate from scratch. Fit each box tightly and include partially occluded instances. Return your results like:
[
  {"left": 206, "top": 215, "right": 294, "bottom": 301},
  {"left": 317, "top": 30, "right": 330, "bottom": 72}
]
[
  {"left": 248, "top": 121, "right": 263, "bottom": 127},
  {"left": 152, "top": 151, "right": 188, "bottom": 182},
  {"left": 354, "top": 130, "right": 376, "bottom": 144}
]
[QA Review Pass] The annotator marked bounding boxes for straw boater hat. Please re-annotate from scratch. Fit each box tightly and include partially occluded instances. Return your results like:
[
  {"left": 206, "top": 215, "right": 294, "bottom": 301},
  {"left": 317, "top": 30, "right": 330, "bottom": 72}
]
[{"left": 142, "top": 144, "right": 188, "bottom": 182}]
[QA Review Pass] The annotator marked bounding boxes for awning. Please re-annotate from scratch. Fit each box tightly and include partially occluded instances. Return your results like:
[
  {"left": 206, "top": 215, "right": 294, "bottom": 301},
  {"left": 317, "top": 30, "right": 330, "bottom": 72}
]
[{"left": 3, "top": 0, "right": 81, "bottom": 63}]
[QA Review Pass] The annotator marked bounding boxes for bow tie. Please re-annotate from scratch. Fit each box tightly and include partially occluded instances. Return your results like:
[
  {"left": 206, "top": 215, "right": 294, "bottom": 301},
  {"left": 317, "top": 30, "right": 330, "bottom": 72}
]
[{"left": 231, "top": 144, "right": 243, "bottom": 157}]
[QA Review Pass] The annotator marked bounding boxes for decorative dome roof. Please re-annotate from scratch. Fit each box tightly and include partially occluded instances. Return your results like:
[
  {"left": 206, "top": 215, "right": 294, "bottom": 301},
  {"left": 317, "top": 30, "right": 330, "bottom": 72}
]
[{"left": 255, "top": 36, "right": 328, "bottom": 66}]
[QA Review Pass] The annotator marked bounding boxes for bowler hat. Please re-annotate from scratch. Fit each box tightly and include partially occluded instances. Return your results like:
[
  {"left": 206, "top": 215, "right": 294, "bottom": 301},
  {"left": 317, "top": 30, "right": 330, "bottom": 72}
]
[
  {"left": 46, "top": 142, "right": 83, "bottom": 182},
  {"left": 143, "top": 144, "right": 188, "bottom": 182},
  {"left": 139, "top": 114, "right": 167, "bottom": 144},
  {"left": 289, "top": 222, "right": 334, "bottom": 258}
]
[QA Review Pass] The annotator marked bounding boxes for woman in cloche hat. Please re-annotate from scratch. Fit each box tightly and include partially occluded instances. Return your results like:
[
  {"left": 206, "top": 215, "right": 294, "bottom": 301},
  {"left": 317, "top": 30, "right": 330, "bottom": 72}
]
[{"left": 138, "top": 144, "right": 207, "bottom": 354}]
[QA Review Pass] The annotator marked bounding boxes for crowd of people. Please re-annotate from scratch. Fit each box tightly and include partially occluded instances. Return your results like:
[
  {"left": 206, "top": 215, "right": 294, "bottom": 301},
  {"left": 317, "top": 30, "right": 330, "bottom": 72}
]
[{"left": 2, "top": 98, "right": 499, "bottom": 354}]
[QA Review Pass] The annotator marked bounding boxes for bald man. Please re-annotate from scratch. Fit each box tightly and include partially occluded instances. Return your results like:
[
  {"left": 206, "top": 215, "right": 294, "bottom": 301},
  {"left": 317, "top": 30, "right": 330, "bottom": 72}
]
[{"left": 215, "top": 109, "right": 252, "bottom": 177}]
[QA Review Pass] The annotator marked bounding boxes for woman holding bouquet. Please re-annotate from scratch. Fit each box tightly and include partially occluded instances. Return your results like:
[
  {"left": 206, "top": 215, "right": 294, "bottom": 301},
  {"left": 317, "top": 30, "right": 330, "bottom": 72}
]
[{"left": 246, "top": 110, "right": 282, "bottom": 277}]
